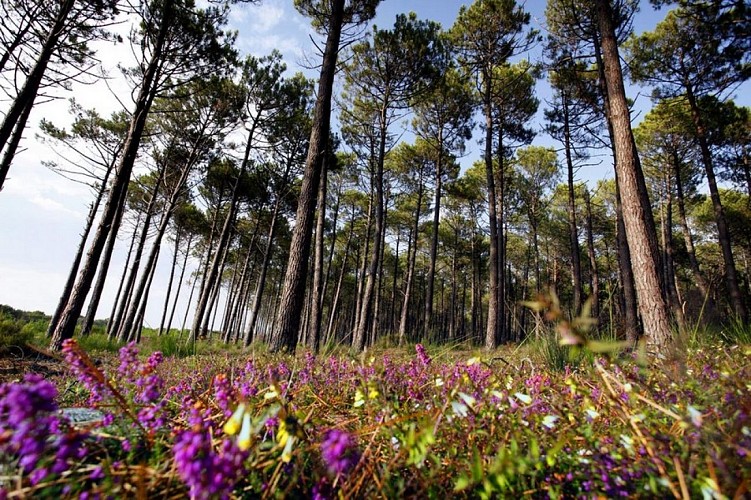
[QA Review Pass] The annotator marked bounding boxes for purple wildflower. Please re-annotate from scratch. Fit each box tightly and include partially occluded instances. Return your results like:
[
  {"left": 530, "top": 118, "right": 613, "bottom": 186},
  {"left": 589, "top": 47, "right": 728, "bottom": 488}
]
[
  {"left": 173, "top": 409, "right": 247, "bottom": 499},
  {"left": 62, "top": 339, "right": 110, "bottom": 405},
  {"left": 415, "top": 343, "right": 431, "bottom": 366},
  {"left": 0, "top": 374, "right": 87, "bottom": 485},
  {"left": 320, "top": 429, "right": 360, "bottom": 476}
]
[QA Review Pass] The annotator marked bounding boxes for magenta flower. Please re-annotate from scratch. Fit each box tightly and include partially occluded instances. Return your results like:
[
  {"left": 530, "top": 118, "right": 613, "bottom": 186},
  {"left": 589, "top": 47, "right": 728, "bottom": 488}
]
[
  {"left": 415, "top": 343, "right": 431, "bottom": 366},
  {"left": 320, "top": 429, "right": 360, "bottom": 476},
  {"left": 173, "top": 408, "right": 247, "bottom": 499}
]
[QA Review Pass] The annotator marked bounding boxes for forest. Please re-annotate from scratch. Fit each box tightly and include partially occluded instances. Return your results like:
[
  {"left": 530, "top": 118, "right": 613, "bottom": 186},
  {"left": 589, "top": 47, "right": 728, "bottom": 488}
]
[{"left": 1, "top": 0, "right": 750, "bottom": 498}]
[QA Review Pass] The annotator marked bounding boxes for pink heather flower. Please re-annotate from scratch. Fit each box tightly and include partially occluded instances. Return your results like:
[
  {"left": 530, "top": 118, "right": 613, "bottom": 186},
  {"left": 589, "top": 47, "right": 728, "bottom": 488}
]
[
  {"left": 0, "top": 374, "right": 87, "bottom": 485},
  {"left": 62, "top": 339, "right": 110, "bottom": 405},
  {"left": 320, "top": 429, "right": 360, "bottom": 477},
  {"left": 415, "top": 343, "right": 431, "bottom": 365},
  {"left": 173, "top": 409, "right": 247, "bottom": 499}
]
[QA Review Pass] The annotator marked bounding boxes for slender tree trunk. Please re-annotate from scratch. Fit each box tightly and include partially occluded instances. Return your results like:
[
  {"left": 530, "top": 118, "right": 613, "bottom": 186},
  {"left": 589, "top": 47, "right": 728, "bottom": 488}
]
[
  {"left": 159, "top": 230, "right": 181, "bottom": 335},
  {"left": 119, "top": 190, "right": 179, "bottom": 342},
  {"left": 49, "top": 3, "right": 172, "bottom": 350},
  {"left": 659, "top": 176, "right": 685, "bottom": 330},
  {"left": 483, "top": 77, "right": 500, "bottom": 350},
  {"left": 593, "top": 33, "right": 641, "bottom": 345},
  {"left": 107, "top": 213, "right": 141, "bottom": 340},
  {"left": 165, "top": 233, "right": 193, "bottom": 336},
  {"left": 390, "top": 230, "right": 400, "bottom": 334},
  {"left": 81, "top": 183, "right": 129, "bottom": 337},
  {"left": 270, "top": 0, "right": 344, "bottom": 352},
  {"left": 0, "top": 0, "right": 75, "bottom": 190},
  {"left": 47, "top": 159, "right": 114, "bottom": 337},
  {"left": 672, "top": 153, "right": 711, "bottom": 301},
  {"left": 353, "top": 117, "right": 387, "bottom": 351},
  {"left": 354, "top": 189, "right": 373, "bottom": 337},
  {"left": 325, "top": 213, "right": 354, "bottom": 346},
  {"left": 191, "top": 169, "right": 243, "bottom": 341},
  {"left": 685, "top": 86, "right": 747, "bottom": 322},
  {"left": 245, "top": 199, "right": 285, "bottom": 345},
  {"left": 425, "top": 145, "right": 443, "bottom": 338},
  {"left": 0, "top": 99, "right": 33, "bottom": 188},
  {"left": 321, "top": 185, "right": 341, "bottom": 329},
  {"left": 595, "top": 0, "right": 673, "bottom": 348},
  {"left": 563, "top": 93, "right": 583, "bottom": 315},
  {"left": 0, "top": 3, "right": 41, "bottom": 74},
  {"left": 307, "top": 152, "right": 329, "bottom": 352},
  {"left": 399, "top": 184, "right": 424, "bottom": 344},
  {"left": 205, "top": 233, "right": 233, "bottom": 338},
  {"left": 111, "top": 167, "right": 165, "bottom": 340},
  {"left": 129, "top": 243, "right": 161, "bottom": 342},
  {"left": 584, "top": 189, "right": 600, "bottom": 323}
]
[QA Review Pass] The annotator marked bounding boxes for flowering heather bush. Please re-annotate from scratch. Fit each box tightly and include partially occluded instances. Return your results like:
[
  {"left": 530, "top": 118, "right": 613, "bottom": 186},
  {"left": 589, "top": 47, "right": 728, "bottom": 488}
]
[{"left": 0, "top": 340, "right": 750, "bottom": 498}]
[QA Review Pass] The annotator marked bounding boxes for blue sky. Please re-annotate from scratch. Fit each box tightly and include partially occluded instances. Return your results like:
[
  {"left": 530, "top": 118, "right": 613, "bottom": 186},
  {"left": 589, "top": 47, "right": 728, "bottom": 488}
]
[{"left": 0, "top": 0, "right": 748, "bottom": 323}]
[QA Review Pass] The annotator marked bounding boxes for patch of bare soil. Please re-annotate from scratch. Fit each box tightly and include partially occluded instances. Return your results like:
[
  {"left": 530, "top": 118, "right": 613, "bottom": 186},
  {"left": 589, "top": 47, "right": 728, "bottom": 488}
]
[{"left": 0, "top": 343, "right": 66, "bottom": 383}]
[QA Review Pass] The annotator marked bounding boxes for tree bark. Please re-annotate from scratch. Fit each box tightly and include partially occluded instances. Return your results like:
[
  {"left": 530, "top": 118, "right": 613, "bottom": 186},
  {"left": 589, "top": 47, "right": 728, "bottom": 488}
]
[
  {"left": 49, "top": 2, "right": 172, "bottom": 350},
  {"left": 159, "top": 230, "right": 181, "bottom": 335},
  {"left": 425, "top": 141, "right": 444, "bottom": 338},
  {"left": 307, "top": 151, "right": 329, "bottom": 352},
  {"left": 0, "top": 0, "right": 76, "bottom": 190},
  {"left": 353, "top": 113, "right": 387, "bottom": 351},
  {"left": 593, "top": 31, "right": 642, "bottom": 345},
  {"left": 583, "top": 188, "right": 600, "bottom": 323},
  {"left": 483, "top": 76, "right": 500, "bottom": 350},
  {"left": 81, "top": 183, "right": 128, "bottom": 337},
  {"left": 685, "top": 85, "right": 747, "bottom": 322},
  {"left": 47, "top": 159, "right": 113, "bottom": 337},
  {"left": 595, "top": 0, "right": 673, "bottom": 348},
  {"left": 111, "top": 167, "right": 165, "bottom": 340},
  {"left": 399, "top": 183, "right": 424, "bottom": 344},
  {"left": 563, "top": 92, "right": 583, "bottom": 315},
  {"left": 269, "top": 0, "right": 345, "bottom": 352},
  {"left": 165, "top": 233, "right": 193, "bottom": 336},
  {"left": 672, "top": 152, "right": 711, "bottom": 303}
]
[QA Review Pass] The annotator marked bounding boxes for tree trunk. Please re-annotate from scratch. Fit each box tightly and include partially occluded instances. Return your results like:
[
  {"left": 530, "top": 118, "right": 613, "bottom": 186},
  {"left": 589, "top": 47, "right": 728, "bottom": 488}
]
[
  {"left": 659, "top": 175, "right": 685, "bottom": 331},
  {"left": 111, "top": 167, "right": 165, "bottom": 340},
  {"left": 129, "top": 243, "right": 161, "bottom": 342},
  {"left": 399, "top": 182, "right": 424, "bottom": 345},
  {"left": 583, "top": 188, "right": 600, "bottom": 323},
  {"left": 672, "top": 152, "right": 711, "bottom": 302},
  {"left": 563, "top": 93, "right": 583, "bottom": 315},
  {"left": 325, "top": 212, "right": 354, "bottom": 346},
  {"left": 483, "top": 77, "right": 500, "bottom": 350},
  {"left": 269, "top": 0, "right": 344, "bottom": 352},
  {"left": 595, "top": 0, "right": 673, "bottom": 349},
  {"left": 47, "top": 158, "right": 114, "bottom": 337},
  {"left": 81, "top": 183, "right": 129, "bottom": 337},
  {"left": 307, "top": 151, "right": 329, "bottom": 352},
  {"left": 245, "top": 202, "right": 283, "bottom": 345},
  {"left": 191, "top": 169, "right": 243, "bottom": 341},
  {"left": 425, "top": 143, "right": 443, "bottom": 338},
  {"left": 49, "top": 2, "right": 172, "bottom": 350},
  {"left": 159, "top": 230, "right": 181, "bottom": 335},
  {"left": 165, "top": 233, "right": 193, "bottom": 336},
  {"left": 593, "top": 32, "right": 642, "bottom": 346},
  {"left": 353, "top": 116, "right": 387, "bottom": 351},
  {"left": 685, "top": 85, "right": 747, "bottom": 322},
  {"left": 0, "top": 0, "right": 75, "bottom": 190}
]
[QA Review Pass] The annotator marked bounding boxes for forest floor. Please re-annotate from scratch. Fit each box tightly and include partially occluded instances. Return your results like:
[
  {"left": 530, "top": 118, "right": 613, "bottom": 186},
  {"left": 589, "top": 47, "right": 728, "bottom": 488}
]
[{"left": 1, "top": 337, "right": 750, "bottom": 498}]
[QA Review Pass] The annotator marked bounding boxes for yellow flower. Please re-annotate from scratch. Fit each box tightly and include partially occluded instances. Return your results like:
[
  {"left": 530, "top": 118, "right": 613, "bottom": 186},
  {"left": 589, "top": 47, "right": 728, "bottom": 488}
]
[
  {"left": 353, "top": 389, "right": 365, "bottom": 408},
  {"left": 238, "top": 413, "right": 252, "bottom": 451},
  {"left": 223, "top": 403, "right": 246, "bottom": 436}
]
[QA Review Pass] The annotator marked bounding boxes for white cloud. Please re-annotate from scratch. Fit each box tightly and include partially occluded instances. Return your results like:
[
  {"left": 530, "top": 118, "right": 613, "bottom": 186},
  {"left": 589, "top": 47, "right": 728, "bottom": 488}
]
[
  {"left": 2, "top": 164, "right": 89, "bottom": 219},
  {"left": 250, "top": 3, "right": 285, "bottom": 33}
]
